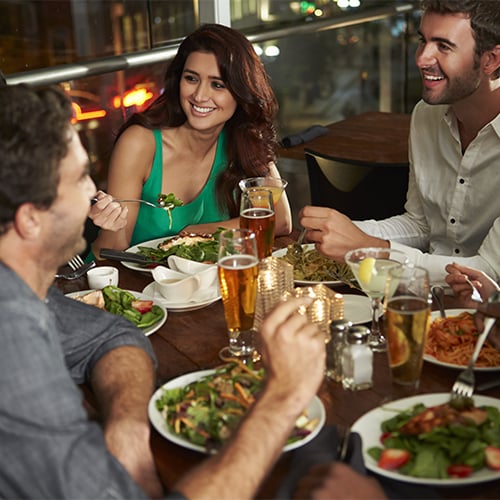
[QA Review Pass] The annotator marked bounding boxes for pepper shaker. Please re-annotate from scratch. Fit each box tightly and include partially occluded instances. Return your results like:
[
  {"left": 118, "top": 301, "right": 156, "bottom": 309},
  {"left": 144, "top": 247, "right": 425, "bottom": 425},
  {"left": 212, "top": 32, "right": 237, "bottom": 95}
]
[
  {"left": 342, "top": 325, "right": 373, "bottom": 391},
  {"left": 326, "top": 319, "right": 352, "bottom": 382}
]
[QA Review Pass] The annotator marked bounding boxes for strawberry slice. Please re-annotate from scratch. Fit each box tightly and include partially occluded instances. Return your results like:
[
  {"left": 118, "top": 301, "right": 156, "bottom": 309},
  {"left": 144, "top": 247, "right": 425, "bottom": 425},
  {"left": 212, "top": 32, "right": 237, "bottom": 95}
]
[
  {"left": 485, "top": 446, "right": 500, "bottom": 470},
  {"left": 131, "top": 299, "right": 153, "bottom": 314},
  {"left": 378, "top": 449, "right": 410, "bottom": 470},
  {"left": 447, "top": 464, "right": 473, "bottom": 478}
]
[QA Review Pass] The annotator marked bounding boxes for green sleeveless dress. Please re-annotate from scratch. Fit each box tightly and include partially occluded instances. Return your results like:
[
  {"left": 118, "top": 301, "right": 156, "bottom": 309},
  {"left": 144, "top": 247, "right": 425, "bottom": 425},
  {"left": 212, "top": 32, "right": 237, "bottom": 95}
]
[{"left": 129, "top": 128, "right": 229, "bottom": 246}]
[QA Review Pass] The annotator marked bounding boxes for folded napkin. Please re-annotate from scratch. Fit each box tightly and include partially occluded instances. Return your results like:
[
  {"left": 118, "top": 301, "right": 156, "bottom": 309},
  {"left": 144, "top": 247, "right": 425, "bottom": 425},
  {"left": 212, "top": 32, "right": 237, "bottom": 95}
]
[
  {"left": 280, "top": 125, "right": 329, "bottom": 148},
  {"left": 275, "top": 424, "right": 439, "bottom": 500}
]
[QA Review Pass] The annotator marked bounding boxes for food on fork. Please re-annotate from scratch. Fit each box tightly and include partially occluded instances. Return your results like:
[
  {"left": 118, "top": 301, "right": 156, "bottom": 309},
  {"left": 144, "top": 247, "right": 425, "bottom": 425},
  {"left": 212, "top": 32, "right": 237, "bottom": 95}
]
[
  {"left": 157, "top": 192, "right": 184, "bottom": 229},
  {"left": 425, "top": 312, "right": 500, "bottom": 367}
]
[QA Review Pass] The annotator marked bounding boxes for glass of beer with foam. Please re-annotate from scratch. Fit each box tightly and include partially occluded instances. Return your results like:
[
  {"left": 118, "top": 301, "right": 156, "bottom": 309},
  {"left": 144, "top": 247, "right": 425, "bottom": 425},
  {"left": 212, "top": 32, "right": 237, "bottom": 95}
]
[{"left": 218, "top": 228, "right": 259, "bottom": 362}]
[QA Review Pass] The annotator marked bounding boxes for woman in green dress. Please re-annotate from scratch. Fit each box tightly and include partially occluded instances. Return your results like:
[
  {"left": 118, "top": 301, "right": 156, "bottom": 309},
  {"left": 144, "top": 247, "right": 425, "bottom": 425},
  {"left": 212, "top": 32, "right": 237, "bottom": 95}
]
[{"left": 92, "top": 23, "right": 291, "bottom": 256}]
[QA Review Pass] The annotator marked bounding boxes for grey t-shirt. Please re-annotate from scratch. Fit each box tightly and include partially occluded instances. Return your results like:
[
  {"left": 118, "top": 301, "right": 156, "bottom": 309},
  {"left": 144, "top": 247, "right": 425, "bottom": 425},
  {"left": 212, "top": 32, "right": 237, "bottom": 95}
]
[{"left": 0, "top": 263, "right": 155, "bottom": 498}]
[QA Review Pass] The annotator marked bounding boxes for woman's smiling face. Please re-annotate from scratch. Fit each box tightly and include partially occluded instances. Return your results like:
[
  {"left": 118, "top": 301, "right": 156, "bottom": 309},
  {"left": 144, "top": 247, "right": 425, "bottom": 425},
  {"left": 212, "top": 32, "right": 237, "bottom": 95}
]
[{"left": 179, "top": 51, "right": 238, "bottom": 133}]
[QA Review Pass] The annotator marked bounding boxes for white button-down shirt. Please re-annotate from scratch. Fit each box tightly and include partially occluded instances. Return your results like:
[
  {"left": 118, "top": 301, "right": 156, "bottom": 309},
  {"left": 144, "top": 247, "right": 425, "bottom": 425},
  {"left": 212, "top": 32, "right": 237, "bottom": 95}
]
[{"left": 355, "top": 99, "right": 500, "bottom": 284}]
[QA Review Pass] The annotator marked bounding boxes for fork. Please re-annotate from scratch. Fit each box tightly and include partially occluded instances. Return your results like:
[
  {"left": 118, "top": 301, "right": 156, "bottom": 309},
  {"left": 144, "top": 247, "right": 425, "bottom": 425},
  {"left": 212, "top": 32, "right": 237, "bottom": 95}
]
[
  {"left": 464, "top": 276, "right": 483, "bottom": 303},
  {"left": 55, "top": 257, "right": 96, "bottom": 280},
  {"left": 290, "top": 227, "right": 307, "bottom": 258},
  {"left": 90, "top": 197, "right": 172, "bottom": 210},
  {"left": 337, "top": 426, "right": 351, "bottom": 462},
  {"left": 450, "top": 316, "right": 496, "bottom": 400}
]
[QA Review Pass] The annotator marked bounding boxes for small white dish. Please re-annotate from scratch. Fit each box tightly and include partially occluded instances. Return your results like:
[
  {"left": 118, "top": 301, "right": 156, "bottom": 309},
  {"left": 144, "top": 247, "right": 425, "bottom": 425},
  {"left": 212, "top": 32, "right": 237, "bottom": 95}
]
[
  {"left": 167, "top": 255, "right": 214, "bottom": 274},
  {"left": 87, "top": 266, "right": 119, "bottom": 288},
  {"left": 143, "top": 282, "right": 221, "bottom": 312},
  {"left": 343, "top": 294, "right": 382, "bottom": 325},
  {"left": 168, "top": 255, "right": 218, "bottom": 288},
  {"left": 152, "top": 266, "right": 200, "bottom": 303}
]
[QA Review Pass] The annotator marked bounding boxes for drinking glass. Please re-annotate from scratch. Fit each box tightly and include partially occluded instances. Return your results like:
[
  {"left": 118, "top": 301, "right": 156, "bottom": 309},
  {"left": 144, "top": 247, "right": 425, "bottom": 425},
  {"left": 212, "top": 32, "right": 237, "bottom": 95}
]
[
  {"left": 345, "top": 247, "right": 408, "bottom": 351},
  {"left": 218, "top": 228, "right": 259, "bottom": 362},
  {"left": 385, "top": 265, "right": 431, "bottom": 399},
  {"left": 239, "top": 176, "right": 288, "bottom": 205},
  {"left": 239, "top": 188, "right": 275, "bottom": 259}
]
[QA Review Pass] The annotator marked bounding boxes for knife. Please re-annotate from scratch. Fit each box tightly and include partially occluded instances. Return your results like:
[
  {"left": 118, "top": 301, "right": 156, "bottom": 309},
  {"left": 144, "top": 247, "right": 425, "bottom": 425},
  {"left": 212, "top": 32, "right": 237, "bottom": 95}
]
[{"left": 99, "top": 248, "right": 159, "bottom": 265}]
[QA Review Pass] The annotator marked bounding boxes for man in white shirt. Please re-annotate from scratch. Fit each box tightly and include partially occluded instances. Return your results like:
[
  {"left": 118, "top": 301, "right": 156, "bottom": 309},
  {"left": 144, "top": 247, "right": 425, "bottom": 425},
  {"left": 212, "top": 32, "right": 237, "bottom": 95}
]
[{"left": 299, "top": 0, "right": 500, "bottom": 284}]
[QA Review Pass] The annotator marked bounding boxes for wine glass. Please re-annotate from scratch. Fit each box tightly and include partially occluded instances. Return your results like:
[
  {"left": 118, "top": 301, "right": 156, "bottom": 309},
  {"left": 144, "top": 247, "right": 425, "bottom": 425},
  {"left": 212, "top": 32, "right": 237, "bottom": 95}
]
[
  {"left": 239, "top": 188, "right": 275, "bottom": 260},
  {"left": 345, "top": 247, "right": 408, "bottom": 351},
  {"left": 217, "top": 228, "right": 259, "bottom": 362},
  {"left": 238, "top": 176, "right": 288, "bottom": 205}
]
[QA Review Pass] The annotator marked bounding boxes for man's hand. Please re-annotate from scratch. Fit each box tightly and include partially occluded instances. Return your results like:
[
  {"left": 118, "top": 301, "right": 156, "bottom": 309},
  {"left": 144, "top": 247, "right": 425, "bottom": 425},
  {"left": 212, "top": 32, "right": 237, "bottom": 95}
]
[
  {"left": 445, "top": 263, "right": 499, "bottom": 307},
  {"left": 259, "top": 296, "right": 326, "bottom": 413},
  {"left": 299, "top": 206, "right": 387, "bottom": 262},
  {"left": 293, "top": 462, "right": 387, "bottom": 500}
]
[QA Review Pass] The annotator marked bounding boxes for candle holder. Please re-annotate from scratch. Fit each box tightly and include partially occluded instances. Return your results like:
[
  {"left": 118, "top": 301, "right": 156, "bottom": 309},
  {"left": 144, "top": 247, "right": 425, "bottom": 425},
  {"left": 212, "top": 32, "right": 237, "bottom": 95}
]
[{"left": 254, "top": 257, "right": 294, "bottom": 330}]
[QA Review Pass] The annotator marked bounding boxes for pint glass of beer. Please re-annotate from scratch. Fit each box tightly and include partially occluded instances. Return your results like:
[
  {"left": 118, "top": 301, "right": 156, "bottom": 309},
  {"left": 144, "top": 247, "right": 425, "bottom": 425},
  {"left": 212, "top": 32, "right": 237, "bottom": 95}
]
[
  {"left": 385, "top": 265, "right": 431, "bottom": 399},
  {"left": 218, "top": 228, "right": 259, "bottom": 361},
  {"left": 239, "top": 188, "right": 275, "bottom": 259}
]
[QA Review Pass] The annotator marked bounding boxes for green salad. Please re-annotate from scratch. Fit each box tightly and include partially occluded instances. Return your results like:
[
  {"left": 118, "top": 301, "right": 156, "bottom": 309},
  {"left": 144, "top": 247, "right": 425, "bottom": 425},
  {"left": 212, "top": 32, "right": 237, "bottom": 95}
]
[
  {"left": 155, "top": 361, "right": 319, "bottom": 452},
  {"left": 102, "top": 285, "right": 164, "bottom": 329},
  {"left": 368, "top": 399, "right": 500, "bottom": 479}
]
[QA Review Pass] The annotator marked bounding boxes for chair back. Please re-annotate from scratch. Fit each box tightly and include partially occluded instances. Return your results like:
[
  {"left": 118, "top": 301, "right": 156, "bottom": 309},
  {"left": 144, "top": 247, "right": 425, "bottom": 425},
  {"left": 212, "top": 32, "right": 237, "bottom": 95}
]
[{"left": 305, "top": 149, "right": 409, "bottom": 220}]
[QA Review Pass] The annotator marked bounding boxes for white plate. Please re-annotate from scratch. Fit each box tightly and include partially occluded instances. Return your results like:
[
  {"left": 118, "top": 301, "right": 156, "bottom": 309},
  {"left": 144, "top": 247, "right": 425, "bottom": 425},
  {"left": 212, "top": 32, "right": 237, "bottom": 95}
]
[
  {"left": 272, "top": 244, "right": 347, "bottom": 286},
  {"left": 424, "top": 309, "right": 500, "bottom": 372},
  {"left": 66, "top": 289, "right": 167, "bottom": 336},
  {"left": 352, "top": 393, "right": 500, "bottom": 486},
  {"left": 149, "top": 369, "right": 326, "bottom": 454},
  {"left": 122, "top": 237, "right": 171, "bottom": 273},
  {"left": 143, "top": 282, "right": 220, "bottom": 312},
  {"left": 343, "top": 294, "right": 382, "bottom": 325}
]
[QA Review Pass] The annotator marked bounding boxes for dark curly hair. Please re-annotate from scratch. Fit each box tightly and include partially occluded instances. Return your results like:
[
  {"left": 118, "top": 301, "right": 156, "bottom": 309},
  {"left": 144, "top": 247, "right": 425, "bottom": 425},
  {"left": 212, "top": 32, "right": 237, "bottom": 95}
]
[
  {"left": 119, "top": 23, "right": 279, "bottom": 217},
  {"left": 0, "top": 85, "right": 73, "bottom": 235},
  {"left": 421, "top": 0, "right": 500, "bottom": 78}
]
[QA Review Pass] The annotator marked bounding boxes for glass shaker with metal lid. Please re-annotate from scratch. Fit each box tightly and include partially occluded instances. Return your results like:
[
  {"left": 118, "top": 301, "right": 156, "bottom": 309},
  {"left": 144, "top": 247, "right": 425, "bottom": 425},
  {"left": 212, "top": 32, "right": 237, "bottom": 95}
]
[{"left": 342, "top": 325, "right": 373, "bottom": 391}]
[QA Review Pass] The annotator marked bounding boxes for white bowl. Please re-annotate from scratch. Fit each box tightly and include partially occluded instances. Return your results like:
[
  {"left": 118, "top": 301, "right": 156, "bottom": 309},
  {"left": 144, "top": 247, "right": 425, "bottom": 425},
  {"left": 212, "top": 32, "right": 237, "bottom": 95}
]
[
  {"left": 192, "top": 265, "right": 218, "bottom": 288},
  {"left": 152, "top": 266, "right": 200, "bottom": 303},
  {"left": 167, "top": 255, "right": 214, "bottom": 275}
]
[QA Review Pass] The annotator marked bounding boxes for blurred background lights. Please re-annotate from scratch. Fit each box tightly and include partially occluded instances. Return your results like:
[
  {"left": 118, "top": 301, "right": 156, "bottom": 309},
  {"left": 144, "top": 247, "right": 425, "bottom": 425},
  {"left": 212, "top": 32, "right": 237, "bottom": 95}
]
[{"left": 264, "top": 45, "right": 280, "bottom": 57}]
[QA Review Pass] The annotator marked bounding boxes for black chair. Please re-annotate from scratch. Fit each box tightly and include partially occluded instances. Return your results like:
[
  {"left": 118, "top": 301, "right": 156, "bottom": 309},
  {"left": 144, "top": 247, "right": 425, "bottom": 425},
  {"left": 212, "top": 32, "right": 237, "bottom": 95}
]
[{"left": 305, "top": 149, "right": 409, "bottom": 221}]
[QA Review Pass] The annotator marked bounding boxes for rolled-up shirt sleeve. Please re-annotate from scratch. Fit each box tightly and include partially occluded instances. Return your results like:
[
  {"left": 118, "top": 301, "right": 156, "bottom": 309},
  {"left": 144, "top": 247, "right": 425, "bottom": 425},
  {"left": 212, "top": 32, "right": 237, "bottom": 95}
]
[{"left": 47, "top": 287, "right": 157, "bottom": 384}]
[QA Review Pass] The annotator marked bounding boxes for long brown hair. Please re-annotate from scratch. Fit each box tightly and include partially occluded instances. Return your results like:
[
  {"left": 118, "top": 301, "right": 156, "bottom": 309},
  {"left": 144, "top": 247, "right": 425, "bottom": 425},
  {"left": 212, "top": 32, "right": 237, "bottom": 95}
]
[{"left": 121, "top": 24, "right": 279, "bottom": 216}]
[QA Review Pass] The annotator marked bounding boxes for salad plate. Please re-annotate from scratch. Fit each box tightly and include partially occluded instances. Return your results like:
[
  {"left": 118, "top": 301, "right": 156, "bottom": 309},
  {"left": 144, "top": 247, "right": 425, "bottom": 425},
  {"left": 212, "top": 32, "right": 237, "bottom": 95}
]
[
  {"left": 424, "top": 309, "right": 500, "bottom": 372},
  {"left": 352, "top": 393, "right": 500, "bottom": 486},
  {"left": 272, "top": 244, "right": 352, "bottom": 286},
  {"left": 149, "top": 369, "right": 326, "bottom": 454},
  {"left": 66, "top": 289, "right": 167, "bottom": 336},
  {"left": 143, "top": 282, "right": 220, "bottom": 312}
]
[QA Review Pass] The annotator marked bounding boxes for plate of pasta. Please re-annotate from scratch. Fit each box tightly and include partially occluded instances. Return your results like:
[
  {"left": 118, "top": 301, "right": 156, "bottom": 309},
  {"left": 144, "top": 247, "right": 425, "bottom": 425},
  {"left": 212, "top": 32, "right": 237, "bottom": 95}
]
[{"left": 424, "top": 309, "right": 500, "bottom": 371}]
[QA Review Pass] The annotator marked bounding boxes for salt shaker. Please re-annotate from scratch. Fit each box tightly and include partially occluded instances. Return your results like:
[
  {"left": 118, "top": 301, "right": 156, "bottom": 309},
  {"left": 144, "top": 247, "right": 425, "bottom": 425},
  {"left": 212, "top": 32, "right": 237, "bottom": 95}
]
[
  {"left": 342, "top": 326, "right": 373, "bottom": 391},
  {"left": 326, "top": 319, "right": 352, "bottom": 382}
]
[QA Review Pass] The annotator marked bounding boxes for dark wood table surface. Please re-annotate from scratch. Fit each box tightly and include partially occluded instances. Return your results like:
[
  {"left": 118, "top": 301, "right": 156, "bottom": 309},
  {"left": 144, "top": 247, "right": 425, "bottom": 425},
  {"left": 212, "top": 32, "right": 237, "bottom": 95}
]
[
  {"left": 57, "top": 233, "right": 500, "bottom": 499},
  {"left": 277, "top": 111, "right": 411, "bottom": 165}
]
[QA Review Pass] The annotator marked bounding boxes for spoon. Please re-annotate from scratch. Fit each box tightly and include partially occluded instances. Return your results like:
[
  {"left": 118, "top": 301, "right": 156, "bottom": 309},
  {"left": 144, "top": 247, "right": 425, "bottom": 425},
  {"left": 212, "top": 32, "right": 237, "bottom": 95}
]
[{"left": 431, "top": 285, "right": 446, "bottom": 318}]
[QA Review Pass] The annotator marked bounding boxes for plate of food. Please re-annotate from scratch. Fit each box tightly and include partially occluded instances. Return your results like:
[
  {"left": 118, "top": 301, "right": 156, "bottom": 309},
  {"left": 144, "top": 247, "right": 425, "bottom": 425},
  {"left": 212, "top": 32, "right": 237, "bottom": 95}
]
[
  {"left": 424, "top": 309, "right": 500, "bottom": 371},
  {"left": 122, "top": 233, "right": 219, "bottom": 273},
  {"left": 66, "top": 286, "right": 167, "bottom": 336},
  {"left": 352, "top": 393, "right": 500, "bottom": 486},
  {"left": 272, "top": 244, "right": 356, "bottom": 286},
  {"left": 149, "top": 363, "right": 325, "bottom": 454}
]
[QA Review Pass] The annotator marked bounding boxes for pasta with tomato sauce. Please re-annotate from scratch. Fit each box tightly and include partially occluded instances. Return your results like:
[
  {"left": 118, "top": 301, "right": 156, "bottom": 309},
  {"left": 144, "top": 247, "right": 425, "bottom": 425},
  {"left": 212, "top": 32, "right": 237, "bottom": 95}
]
[{"left": 425, "top": 312, "right": 500, "bottom": 367}]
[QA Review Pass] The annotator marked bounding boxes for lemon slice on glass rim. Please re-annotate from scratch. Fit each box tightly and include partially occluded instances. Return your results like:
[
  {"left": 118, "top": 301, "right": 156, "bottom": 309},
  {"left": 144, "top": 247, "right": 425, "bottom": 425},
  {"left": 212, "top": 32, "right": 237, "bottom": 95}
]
[{"left": 359, "top": 257, "right": 376, "bottom": 285}]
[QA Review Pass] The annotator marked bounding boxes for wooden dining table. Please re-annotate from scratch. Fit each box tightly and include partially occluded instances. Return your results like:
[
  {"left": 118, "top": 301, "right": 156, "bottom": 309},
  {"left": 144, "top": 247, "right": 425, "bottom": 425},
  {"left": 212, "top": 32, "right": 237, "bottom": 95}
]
[
  {"left": 57, "top": 233, "right": 500, "bottom": 499},
  {"left": 277, "top": 111, "right": 411, "bottom": 166}
]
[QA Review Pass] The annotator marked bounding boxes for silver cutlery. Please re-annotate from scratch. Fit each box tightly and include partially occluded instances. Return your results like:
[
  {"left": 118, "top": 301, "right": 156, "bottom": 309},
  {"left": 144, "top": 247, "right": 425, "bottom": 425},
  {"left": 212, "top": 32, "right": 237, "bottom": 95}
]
[
  {"left": 55, "top": 258, "right": 96, "bottom": 280},
  {"left": 450, "top": 316, "right": 496, "bottom": 400},
  {"left": 464, "top": 276, "right": 483, "bottom": 303},
  {"left": 91, "top": 197, "right": 173, "bottom": 210},
  {"left": 337, "top": 426, "right": 351, "bottom": 462},
  {"left": 99, "top": 248, "right": 158, "bottom": 265},
  {"left": 431, "top": 285, "right": 446, "bottom": 318}
]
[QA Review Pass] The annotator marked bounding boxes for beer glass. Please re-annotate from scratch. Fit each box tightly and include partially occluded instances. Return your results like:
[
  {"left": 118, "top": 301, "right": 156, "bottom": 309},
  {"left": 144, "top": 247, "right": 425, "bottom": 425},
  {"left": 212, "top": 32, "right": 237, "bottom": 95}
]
[
  {"left": 218, "top": 228, "right": 259, "bottom": 361},
  {"left": 239, "top": 188, "right": 275, "bottom": 259},
  {"left": 385, "top": 265, "right": 431, "bottom": 399}
]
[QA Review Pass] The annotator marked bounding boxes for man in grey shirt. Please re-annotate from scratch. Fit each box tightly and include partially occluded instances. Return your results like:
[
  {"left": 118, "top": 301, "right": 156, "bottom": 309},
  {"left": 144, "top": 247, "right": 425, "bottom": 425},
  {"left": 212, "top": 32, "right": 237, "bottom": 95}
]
[{"left": 0, "top": 84, "right": 328, "bottom": 499}]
